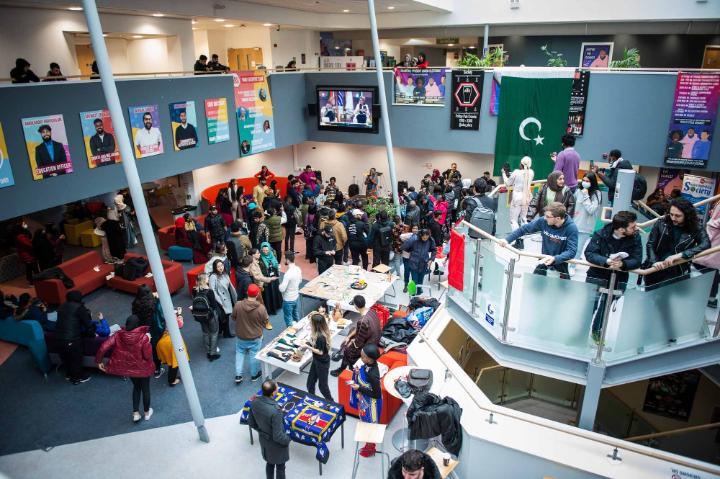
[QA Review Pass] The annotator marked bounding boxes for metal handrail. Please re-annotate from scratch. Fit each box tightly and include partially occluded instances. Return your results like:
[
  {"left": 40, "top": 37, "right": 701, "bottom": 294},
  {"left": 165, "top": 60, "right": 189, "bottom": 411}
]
[
  {"left": 416, "top": 329, "right": 720, "bottom": 475},
  {"left": 625, "top": 422, "right": 720, "bottom": 443},
  {"left": 634, "top": 200, "right": 661, "bottom": 219},
  {"left": 637, "top": 194, "right": 720, "bottom": 228}
]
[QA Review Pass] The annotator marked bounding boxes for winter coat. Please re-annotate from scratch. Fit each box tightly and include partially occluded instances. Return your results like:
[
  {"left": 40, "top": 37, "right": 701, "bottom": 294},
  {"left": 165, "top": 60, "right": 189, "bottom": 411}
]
[
  {"left": 347, "top": 218, "right": 369, "bottom": 247},
  {"left": 527, "top": 183, "right": 576, "bottom": 221},
  {"left": 95, "top": 325, "right": 154, "bottom": 378},
  {"left": 232, "top": 298, "right": 268, "bottom": 340},
  {"left": 248, "top": 395, "right": 291, "bottom": 465},
  {"left": 15, "top": 233, "right": 35, "bottom": 263},
  {"left": 235, "top": 268, "right": 255, "bottom": 300},
  {"left": 209, "top": 272, "right": 237, "bottom": 315},
  {"left": 205, "top": 213, "right": 226, "bottom": 240},
  {"left": 401, "top": 235, "right": 437, "bottom": 273},
  {"left": 313, "top": 234, "right": 336, "bottom": 270},
  {"left": 407, "top": 392, "right": 463, "bottom": 456},
  {"left": 584, "top": 223, "right": 643, "bottom": 285},
  {"left": 387, "top": 452, "right": 441, "bottom": 479},
  {"left": 265, "top": 215, "right": 283, "bottom": 243},
  {"left": 55, "top": 298, "right": 94, "bottom": 342},
  {"left": 404, "top": 205, "right": 421, "bottom": 227},
  {"left": 694, "top": 201, "right": 720, "bottom": 270},
  {"left": 601, "top": 158, "right": 633, "bottom": 200},
  {"left": 434, "top": 200, "right": 449, "bottom": 225},
  {"left": 320, "top": 218, "right": 347, "bottom": 251}
]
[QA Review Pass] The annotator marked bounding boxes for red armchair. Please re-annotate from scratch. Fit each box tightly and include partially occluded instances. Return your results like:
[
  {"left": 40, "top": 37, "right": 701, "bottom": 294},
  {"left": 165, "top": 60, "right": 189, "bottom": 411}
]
[
  {"left": 106, "top": 253, "right": 184, "bottom": 295},
  {"left": 337, "top": 350, "right": 407, "bottom": 425},
  {"left": 187, "top": 263, "right": 236, "bottom": 293},
  {"left": 35, "top": 251, "right": 114, "bottom": 305}
]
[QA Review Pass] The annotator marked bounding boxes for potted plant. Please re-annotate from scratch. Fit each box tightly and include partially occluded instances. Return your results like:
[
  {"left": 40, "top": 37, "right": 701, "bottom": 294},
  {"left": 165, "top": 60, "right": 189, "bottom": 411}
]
[
  {"left": 540, "top": 44, "right": 567, "bottom": 67},
  {"left": 610, "top": 48, "right": 641, "bottom": 68}
]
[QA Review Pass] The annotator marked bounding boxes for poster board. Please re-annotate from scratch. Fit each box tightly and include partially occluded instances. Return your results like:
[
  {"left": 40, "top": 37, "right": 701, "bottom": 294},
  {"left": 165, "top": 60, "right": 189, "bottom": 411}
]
[
  {"left": 169, "top": 101, "right": 199, "bottom": 151},
  {"left": 21, "top": 114, "right": 74, "bottom": 180}
]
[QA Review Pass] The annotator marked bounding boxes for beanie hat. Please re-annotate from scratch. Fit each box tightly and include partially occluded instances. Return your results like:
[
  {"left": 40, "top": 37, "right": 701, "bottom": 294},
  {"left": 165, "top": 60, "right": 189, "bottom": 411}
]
[{"left": 247, "top": 284, "right": 260, "bottom": 297}]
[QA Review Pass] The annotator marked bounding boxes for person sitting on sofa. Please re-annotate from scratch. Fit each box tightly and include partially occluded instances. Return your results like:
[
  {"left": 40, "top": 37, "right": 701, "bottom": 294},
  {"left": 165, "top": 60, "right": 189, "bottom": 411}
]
[
  {"left": 0, "top": 290, "right": 17, "bottom": 318},
  {"left": 13, "top": 293, "right": 55, "bottom": 331},
  {"left": 55, "top": 290, "right": 97, "bottom": 385}
]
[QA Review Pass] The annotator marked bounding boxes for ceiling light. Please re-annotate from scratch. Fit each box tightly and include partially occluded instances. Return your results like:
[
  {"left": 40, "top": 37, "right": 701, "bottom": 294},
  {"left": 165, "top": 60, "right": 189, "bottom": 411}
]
[
  {"left": 68, "top": 6, "right": 83, "bottom": 11},
  {"left": 468, "top": 45, "right": 476, "bottom": 49},
  {"left": 448, "top": 43, "right": 454, "bottom": 46},
  {"left": 334, "top": 46, "right": 340, "bottom": 50},
  {"left": 263, "top": 23, "right": 273, "bottom": 27},
  {"left": 192, "top": 20, "right": 197, "bottom": 24},
  {"left": 224, "top": 24, "right": 235, "bottom": 28},
  {"left": 343, "top": 9, "right": 350, "bottom": 12},
  {"left": 214, "top": 18, "right": 225, "bottom": 22},
  {"left": 102, "top": 33, "right": 108, "bottom": 37},
  {"left": 192, "top": 27, "right": 198, "bottom": 30},
  {"left": 132, "top": 35, "right": 144, "bottom": 39},
  {"left": 152, "top": 13, "right": 164, "bottom": 17},
  {"left": 388, "top": 6, "right": 396, "bottom": 9}
]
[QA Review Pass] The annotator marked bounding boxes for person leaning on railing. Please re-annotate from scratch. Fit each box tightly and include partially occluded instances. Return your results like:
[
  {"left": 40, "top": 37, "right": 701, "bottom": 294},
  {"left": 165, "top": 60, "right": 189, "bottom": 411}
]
[{"left": 694, "top": 199, "right": 720, "bottom": 308}]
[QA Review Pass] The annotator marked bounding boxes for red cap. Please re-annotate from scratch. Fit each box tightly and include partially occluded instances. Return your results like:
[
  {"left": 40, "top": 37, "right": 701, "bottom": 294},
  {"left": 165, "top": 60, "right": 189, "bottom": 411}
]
[{"left": 247, "top": 284, "right": 260, "bottom": 297}]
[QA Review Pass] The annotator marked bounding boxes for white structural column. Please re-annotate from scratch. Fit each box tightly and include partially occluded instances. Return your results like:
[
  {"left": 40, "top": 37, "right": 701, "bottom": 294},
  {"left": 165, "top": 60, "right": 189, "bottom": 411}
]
[
  {"left": 483, "top": 24, "right": 489, "bottom": 55},
  {"left": 368, "top": 0, "right": 401, "bottom": 211},
  {"left": 81, "top": 0, "right": 209, "bottom": 443}
]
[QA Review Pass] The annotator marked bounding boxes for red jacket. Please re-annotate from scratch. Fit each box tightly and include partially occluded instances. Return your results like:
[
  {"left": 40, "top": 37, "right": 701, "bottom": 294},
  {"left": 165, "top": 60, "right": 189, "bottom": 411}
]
[
  {"left": 15, "top": 233, "right": 35, "bottom": 263},
  {"left": 95, "top": 325, "right": 155, "bottom": 378}
]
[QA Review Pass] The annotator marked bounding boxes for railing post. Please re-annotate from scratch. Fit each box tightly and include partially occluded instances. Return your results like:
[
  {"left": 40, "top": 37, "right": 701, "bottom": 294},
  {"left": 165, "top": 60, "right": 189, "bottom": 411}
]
[
  {"left": 500, "top": 258, "right": 516, "bottom": 342},
  {"left": 594, "top": 272, "right": 618, "bottom": 364},
  {"left": 470, "top": 238, "right": 483, "bottom": 316}
]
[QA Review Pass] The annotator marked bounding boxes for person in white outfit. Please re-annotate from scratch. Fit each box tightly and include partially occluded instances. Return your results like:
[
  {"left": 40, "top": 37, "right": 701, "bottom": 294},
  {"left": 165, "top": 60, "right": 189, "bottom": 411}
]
[
  {"left": 278, "top": 252, "right": 302, "bottom": 327},
  {"left": 502, "top": 156, "right": 535, "bottom": 234},
  {"left": 572, "top": 172, "right": 602, "bottom": 260}
]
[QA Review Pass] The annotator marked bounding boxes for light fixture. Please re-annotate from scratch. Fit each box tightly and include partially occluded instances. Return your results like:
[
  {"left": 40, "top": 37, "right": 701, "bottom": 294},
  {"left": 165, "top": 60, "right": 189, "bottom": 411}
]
[
  {"left": 68, "top": 6, "right": 83, "bottom": 11},
  {"left": 132, "top": 35, "right": 144, "bottom": 39},
  {"left": 192, "top": 20, "right": 197, "bottom": 24},
  {"left": 343, "top": 9, "right": 350, "bottom": 12},
  {"left": 192, "top": 27, "right": 198, "bottom": 30},
  {"left": 102, "top": 33, "right": 108, "bottom": 37},
  {"left": 448, "top": 43, "right": 454, "bottom": 46},
  {"left": 214, "top": 18, "right": 225, "bottom": 22},
  {"left": 388, "top": 6, "right": 396, "bottom": 9},
  {"left": 263, "top": 23, "right": 273, "bottom": 27},
  {"left": 224, "top": 24, "right": 235, "bottom": 28},
  {"left": 152, "top": 13, "right": 165, "bottom": 17},
  {"left": 334, "top": 46, "right": 340, "bottom": 50}
]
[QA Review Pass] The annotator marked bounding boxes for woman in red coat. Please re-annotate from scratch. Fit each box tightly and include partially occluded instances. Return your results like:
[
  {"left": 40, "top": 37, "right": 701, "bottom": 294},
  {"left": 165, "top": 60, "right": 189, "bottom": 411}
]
[
  {"left": 96, "top": 314, "right": 156, "bottom": 422},
  {"left": 14, "top": 221, "right": 39, "bottom": 284}
]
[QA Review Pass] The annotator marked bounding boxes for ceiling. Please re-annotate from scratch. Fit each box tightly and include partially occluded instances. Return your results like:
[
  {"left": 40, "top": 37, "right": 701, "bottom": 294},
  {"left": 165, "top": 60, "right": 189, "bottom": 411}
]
[{"left": 237, "top": 0, "right": 446, "bottom": 14}]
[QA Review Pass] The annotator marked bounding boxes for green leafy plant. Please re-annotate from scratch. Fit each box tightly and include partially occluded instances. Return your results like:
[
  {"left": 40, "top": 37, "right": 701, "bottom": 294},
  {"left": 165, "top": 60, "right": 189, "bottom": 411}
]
[
  {"left": 610, "top": 48, "right": 641, "bottom": 68},
  {"left": 458, "top": 47, "right": 505, "bottom": 68},
  {"left": 540, "top": 44, "right": 567, "bottom": 67},
  {"left": 363, "top": 196, "right": 397, "bottom": 221}
]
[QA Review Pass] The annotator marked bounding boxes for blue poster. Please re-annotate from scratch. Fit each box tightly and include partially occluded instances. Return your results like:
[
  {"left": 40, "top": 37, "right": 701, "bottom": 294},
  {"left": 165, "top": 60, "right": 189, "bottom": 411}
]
[{"left": 0, "top": 123, "right": 15, "bottom": 189}]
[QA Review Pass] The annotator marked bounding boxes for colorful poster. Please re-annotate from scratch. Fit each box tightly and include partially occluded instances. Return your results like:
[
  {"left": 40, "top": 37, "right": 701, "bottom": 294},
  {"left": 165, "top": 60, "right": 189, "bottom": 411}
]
[
  {"left": 169, "top": 101, "right": 198, "bottom": 151},
  {"left": 128, "top": 104, "right": 163, "bottom": 158},
  {"left": 232, "top": 70, "right": 275, "bottom": 156},
  {"left": 657, "top": 168, "right": 685, "bottom": 196},
  {"left": 79, "top": 109, "right": 121, "bottom": 168},
  {"left": 567, "top": 69, "right": 590, "bottom": 136},
  {"left": 21, "top": 114, "right": 73, "bottom": 180},
  {"left": 0, "top": 123, "right": 15, "bottom": 188},
  {"left": 204, "top": 98, "right": 230, "bottom": 144},
  {"left": 579, "top": 42, "right": 613, "bottom": 68},
  {"left": 664, "top": 72, "right": 719, "bottom": 168},
  {"left": 489, "top": 76, "right": 500, "bottom": 116},
  {"left": 680, "top": 174, "right": 716, "bottom": 216},
  {"left": 643, "top": 371, "right": 701, "bottom": 421},
  {"left": 450, "top": 69, "right": 483, "bottom": 130},
  {"left": 393, "top": 68, "right": 447, "bottom": 106}
]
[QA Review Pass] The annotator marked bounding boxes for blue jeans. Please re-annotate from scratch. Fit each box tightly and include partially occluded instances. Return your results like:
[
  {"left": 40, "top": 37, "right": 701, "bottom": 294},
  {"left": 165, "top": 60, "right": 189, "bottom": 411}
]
[
  {"left": 282, "top": 300, "right": 300, "bottom": 327},
  {"left": 235, "top": 337, "right": 262, "bottom": 377},
  {"left": 410, "top": 269, "right": 428, "bottom": 295}
]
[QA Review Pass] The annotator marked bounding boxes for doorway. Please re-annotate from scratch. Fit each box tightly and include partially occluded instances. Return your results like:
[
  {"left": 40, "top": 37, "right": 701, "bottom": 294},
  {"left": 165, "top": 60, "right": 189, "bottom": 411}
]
[
  {"left": 227, "top": 48, "right": 264, "bottom": 71},
  {"left": 702, "top": 45, "right": 720, "bottom": 69},
  {"left": 75, "top": 44, "right": 95, "bottom": 78}
]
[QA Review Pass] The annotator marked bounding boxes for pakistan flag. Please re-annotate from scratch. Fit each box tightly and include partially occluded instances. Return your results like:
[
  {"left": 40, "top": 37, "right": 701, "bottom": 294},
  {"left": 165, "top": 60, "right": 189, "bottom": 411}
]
[{"left": 493, "top": 76, "right": 573, "bottom": 180}]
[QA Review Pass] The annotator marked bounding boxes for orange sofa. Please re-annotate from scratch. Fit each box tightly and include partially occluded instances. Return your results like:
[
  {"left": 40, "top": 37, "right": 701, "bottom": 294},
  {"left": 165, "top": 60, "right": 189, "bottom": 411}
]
[
  {"left": 106, "top": 253, "right": 185, "bottom": 295},
  {"left": 34, "top": 251, "right": 114, "bottom": 305},
  {"left": 337, "top": 350, "right": 408, "bottom": 425},
  {"left": 158, "top": 214, "right": 206, "bottom": 251},
  {"left": 201, "top": 177, "right": 289, "bottom": 205}
]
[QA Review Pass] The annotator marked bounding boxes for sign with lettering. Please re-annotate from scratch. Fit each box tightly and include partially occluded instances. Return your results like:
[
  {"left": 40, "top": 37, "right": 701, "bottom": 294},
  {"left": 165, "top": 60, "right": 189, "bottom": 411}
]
[{"left": 451, "top": 69, "right": 483, "bottom": 130}]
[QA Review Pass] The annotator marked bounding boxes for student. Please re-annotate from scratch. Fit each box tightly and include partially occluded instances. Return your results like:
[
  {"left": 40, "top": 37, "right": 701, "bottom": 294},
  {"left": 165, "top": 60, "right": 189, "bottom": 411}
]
[
  {"left": 259, "top": 242, "right": 283, "bottom": 316},
  {"left": 527, "top": 171, "right": 575, "bottom": 221},
  {"left": 401, "top": 229, "right": 437, "bottom": 295},
  {"left": 332, "top": 296, "right": 381, "bottom": 376},
  {"left": 55, "top": 291, "right": 95, "bottom": 384},
  {"left": 10, "top": 58, "right": 39, "bottom": 83},
  {"left": 232, "top": 284, "right": 267, "bottom": 384},
  {"left": 14, "top": 221, "right": 39, "bottom": 284},
  {"left": 192, "top": 273, "right": 221, "bottom": 361},
  {"left": 205, "top": 205, "right": 227, "bottom": 246},
  {"left": 304, "top": 313, "right": 333, "bottom": 401},
  {"left": 264, "top": 207, "right": 284, "bottom": 263},
  {"left": 43, "top": 62, "right": 66, "bottom": 81},
  {"left": 368, "top": 210, "right": 395, "bottom": 268},
  {"left": 388, "top": 449, "right": 442, "bottom": 479},
  {"left": 194, "top": 54, "right": 209, "bottom": 74},
  {"left": 348, "top": 209, "right": 370, "bottom": 270},
  {"left": 278, "top": 252, "right": 302, "bottom": 327},
  {"left": 248, "top": 380, "right": 291, "bottom": 479},
  {"left": 349, "top": 344, "right": 383, "bottom": 457},
  {"left": 694, "top": 199, "right": 720, "bottom": 308},
  {"left": 209, "top": 259, "right": 237, "bottom": 339},
  {"left": 502, "top": 156, "right": 535, "bottom": 238},
  {"left": 313, "top": 225, "right": 337, "bottom": 274},
  {"left": 573, "top": 172, "right": 602, "bottom": 260},
  {"left": 552, "top": 134, "right": 581, "bottom": 191},
  {"left": 592, "top": 149, "right": 632, "bottom": 204}
]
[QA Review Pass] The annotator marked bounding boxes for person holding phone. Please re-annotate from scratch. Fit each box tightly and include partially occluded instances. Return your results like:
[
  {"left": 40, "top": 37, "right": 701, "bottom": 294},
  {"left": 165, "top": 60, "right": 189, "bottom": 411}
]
[
  {"left": 349, "top": 344, "right": 383, "bottom": 457},
  {"left": 304, "top": 313, "right": 333, "bottom": 401},
  {"left": 591, "top": 149, "right": 632, "bottom": 205}
]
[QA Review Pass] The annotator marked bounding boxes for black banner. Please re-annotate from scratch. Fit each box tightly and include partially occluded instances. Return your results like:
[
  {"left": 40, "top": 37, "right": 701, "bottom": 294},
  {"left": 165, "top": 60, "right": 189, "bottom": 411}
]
[
  {"left": 450, "top": 70, "right": 484, "bottom": 130},
  {"left": 567, "top": 69, "right": 590, "bottom": 136}
]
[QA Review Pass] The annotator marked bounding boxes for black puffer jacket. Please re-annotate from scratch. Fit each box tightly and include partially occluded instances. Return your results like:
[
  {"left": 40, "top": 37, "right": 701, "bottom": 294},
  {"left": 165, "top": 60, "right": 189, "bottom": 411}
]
[
  {"left": 406, "top": 392, "right": 463, "bottom": 456},
  {"left": 387, "top": 452, "right": 441, "bottom": 479},
  {"left": 55, "top": 292, "right": 94, "bottom": 342}
]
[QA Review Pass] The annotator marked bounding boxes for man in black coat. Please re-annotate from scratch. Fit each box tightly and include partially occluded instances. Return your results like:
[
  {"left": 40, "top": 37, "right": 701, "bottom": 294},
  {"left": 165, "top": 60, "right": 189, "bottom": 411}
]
[
  {"left": 248, "top": 380, "right": 291, "bottom": 479},
  {"left": 10, "top": 58, "right": 39, "bottom": 83},
  {"left": 34, "top": 124, "right": 68, "bottom": 178},
  {"left": 368, "top": 210, "right": 395, "bottom": 268},
  {"left": 387, "top": 449, "right": 441, "bottom": 479},
  {"left": 55, "top": 290, "right": 95, "bottom": 384},
  {"left": 313, "top": 225, "right": 337, "bottom": 275},
  {"left": 89, "top": 118, "right": 117, "bottom": 163}
]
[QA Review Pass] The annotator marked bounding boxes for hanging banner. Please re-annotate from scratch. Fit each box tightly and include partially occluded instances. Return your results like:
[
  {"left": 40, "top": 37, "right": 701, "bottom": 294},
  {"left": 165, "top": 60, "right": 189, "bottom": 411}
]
[
  {"left": 566, "top": 69, "right": 590, "bottom": 136},
  {"left": 664, "top": 72, "right": 719, "bottom": 168},
  {"left": 169, "top": 101, "right": 198, "bottom": 151},
  {"left": 128, "top": 104, "right": 164, "bottom": 158},
  {"left": 0, "top": 123, "right": 15, "bottom": 189},
  {"left": 643, "top": 371, "right": 701, "bottom": 421},
  {"left": 450, "top": 69, "right": 483, "bottom": 130},
  {"left": 22, "top": 114, "right": 74, "bottom": 180},
  {"left": 232, "top": 70, "right": 275, "bottom": 156},
  {"left": 393, "top": 68, "right": 447, "bottom": 106},
  {"left": 489, "top": 76, "right": 500, "bottom": 116},
  {"left": 205, "top": 98, "right": 230, "bottom": 145},
  {"left": 680, "top": 174, "right": 716, "bottom": 216},
  {"left": 80, "top": 109, "right": 121, "bottom": 168}
]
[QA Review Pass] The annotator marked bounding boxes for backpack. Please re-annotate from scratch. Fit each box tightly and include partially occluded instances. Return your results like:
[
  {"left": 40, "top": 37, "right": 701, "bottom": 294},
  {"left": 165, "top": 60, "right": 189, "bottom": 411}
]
[
  {"left": 191, "top": 291, "right": 213, "bottom": 323},
  {"left": 378, "top": 223, "right": 393, "bottom": 248},
  {"left": 121, "top": 257, "right": 149, "bottom": 281},
  {"left": 466, "top": 197, "right": 495, "bottom": 239},
  {"left": 632, "top": 174, "right": 647, "bottom": 201}
]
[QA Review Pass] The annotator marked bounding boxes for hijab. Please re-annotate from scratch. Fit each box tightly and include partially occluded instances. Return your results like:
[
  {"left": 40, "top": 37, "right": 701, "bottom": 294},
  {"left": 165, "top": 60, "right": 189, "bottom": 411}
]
[
  {"left": 259, "top": 241, "right": 278, "bottom": 269},
  {"left": 546, "top": 171, "right": 565, "bottom": 203}
]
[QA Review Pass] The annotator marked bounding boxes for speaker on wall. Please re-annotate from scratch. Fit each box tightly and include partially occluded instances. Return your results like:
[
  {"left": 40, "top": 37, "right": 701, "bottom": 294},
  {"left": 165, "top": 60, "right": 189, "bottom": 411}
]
[{"left": 307, "top": 103, "right": 318, "bottom": 116}]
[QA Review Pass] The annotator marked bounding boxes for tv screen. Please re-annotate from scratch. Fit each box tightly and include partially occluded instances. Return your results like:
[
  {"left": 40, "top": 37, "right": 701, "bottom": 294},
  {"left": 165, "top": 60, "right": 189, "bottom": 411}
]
[{"left": 317, "top": 87, "right": 378, "bottom": 133}]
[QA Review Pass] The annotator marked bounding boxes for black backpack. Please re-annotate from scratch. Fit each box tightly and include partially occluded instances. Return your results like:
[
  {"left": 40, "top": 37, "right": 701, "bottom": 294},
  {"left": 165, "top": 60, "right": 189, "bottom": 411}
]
[
  {"left": 122, "top": 257, "right": 149, "bottom": 281},
  {"left": 191, "top": 291, "right": 213, "bottom": 323},
  {"left": 633, "top": 174, "right": 648, "bottom": 201},
  {"left": 378, "top": 223, "right": 393, "bottom": 248}
]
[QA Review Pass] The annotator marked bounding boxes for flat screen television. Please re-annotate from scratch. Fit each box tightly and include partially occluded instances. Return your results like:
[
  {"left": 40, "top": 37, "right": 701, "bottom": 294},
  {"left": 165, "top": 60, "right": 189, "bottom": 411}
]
[{"left": 316, "top": 86, "right": 379, "bottom": 133}]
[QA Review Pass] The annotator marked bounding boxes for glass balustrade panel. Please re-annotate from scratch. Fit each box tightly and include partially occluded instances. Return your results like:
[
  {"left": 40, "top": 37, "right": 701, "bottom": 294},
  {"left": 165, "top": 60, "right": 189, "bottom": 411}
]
[
  {"left": 504, "top": 368, "right": 532, "bottom": 403},
  {"left": 477, "top": 367, "right": 504, "bottom": 404}
]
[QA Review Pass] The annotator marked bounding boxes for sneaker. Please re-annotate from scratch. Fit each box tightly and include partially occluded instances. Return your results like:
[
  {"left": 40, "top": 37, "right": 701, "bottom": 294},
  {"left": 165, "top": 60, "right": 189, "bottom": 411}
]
[
  {"left": 235, "top": 375, "right": 244, "bottom": 384},
  {"left": 144, "top": 408, "right": 153, "bottom": 421},
  {"left": 330, "top": 368, "right": 343, "bottom": 377},
  {"left": 72, "top": 376, "right": 91, "bottom": 385},
  {"left": 132, "top": 412, "right": 142, "bottom": 423},
  {"left": 403, "top": 286, "right": 408, "bottom": 293},
  {"left": 708, "top": 298, "right": 718, "bottom": 309},
  {"left": 265, "top": 322, "right": 273, "bottom": 330},
  {"left": 251, "top": 372, "right": 262, "bottom": 382},
  {"left": 154, "top": 368, "right": 165, "bottom": 379},
  {"left": 210, "top": 354, "right": 221, "bottom": 361}
]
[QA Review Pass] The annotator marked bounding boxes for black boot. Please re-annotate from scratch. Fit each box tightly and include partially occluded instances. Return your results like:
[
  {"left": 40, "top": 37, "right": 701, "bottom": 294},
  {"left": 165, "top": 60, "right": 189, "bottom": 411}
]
[{"left": 514, "top": 238, "right": 524, "bottom": 250}]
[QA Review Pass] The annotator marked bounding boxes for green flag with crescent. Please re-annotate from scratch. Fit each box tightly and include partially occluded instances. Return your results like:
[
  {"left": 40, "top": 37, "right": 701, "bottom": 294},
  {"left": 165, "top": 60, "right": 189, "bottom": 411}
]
[{"left": 493, "top": 76, "right": 572, "bottom": 180}]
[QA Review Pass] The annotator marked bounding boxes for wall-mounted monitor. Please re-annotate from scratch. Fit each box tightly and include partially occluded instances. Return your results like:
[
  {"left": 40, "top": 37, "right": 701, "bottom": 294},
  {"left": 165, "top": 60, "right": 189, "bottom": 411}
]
[{"left": 316, "top": 86, "right": 379, "bottom": 133}]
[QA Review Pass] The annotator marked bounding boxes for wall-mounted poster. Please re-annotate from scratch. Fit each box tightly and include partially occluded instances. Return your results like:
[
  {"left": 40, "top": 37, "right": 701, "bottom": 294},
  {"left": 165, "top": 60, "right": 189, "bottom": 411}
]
[
  {"left": 489, "top": 75, "right": 500, "bottom": 116},
  {"left": 21, "top": 114, "right": 73, "bottom": 180},
  {"left": 681, "top": 174, "right": 716, "bottom": 216},
  {"left": 232, "top": 70, "right": 275, "bottom": 156},
  {"left": 128, "top": 104, "right": 163, "bottom": 158},
  {"left": 79, "top": 109, "right": 121, "bottom": 168},
  {"left": 567, "top": 69, "right": 591, "bottom": 136},
  {"left": 643, "top": 371, "right": 701, "bottom": 421},
  {"left": 579, "top": 42, "right": 613, "bottom": 68},
  {"left": 393, "top": 68, "right": 447, "bottom": 106},
  {"left": 169, "top": 101, "right": 198, "bottom": 151},
  {"left": 204, "top": 97, "right": 230, "bottom": 144},
  {"left": 664, "top": 72, "right": 719, "bottom": 168},
  {"left": 450, "top": 69, "right": 483, "bottom": 130},
  {"left": 0, "top": 123, "right": 15, "bottom": 188}
]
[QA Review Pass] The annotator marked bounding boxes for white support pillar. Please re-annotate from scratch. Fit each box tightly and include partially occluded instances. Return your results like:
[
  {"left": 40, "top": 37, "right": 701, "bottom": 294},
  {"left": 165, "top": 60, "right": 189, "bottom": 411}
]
[
  {"left": 81, "top": 0, "right": 209, "bottom": 443},
  {"left": 483, "top": 24, "right": 490, "bottom": 56}
]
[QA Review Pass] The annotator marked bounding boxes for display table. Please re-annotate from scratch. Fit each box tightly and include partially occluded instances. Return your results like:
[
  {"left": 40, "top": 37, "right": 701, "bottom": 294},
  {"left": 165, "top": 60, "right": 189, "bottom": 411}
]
[
  {"left": 299, "top": 265, "right": 397, "bottom": 314},
  {"left": 426, "top": 446, "right": 459, "bottom": 479},
  {"left": 239, "top": 382, "right": 346, "bottom": 475},
  {"left": 255, "top": 312, "right": 351, "bottom": 378}
]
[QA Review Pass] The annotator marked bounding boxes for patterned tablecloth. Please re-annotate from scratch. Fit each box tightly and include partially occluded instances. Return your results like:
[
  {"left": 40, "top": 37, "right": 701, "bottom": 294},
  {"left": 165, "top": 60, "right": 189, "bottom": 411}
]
[{"left": 240, "top": 383, "right": 346, "bottom": 464}]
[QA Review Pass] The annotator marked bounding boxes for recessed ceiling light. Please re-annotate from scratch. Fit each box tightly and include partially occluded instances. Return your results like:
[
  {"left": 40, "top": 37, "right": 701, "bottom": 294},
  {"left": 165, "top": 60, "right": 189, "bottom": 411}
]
[
  {"left": 224, "top": 24, "right": 235, "bottom": 28},
  {"left": 192, "top": 27, "right": 198, "bottom": 30},
  {"left": 192, "top": 20, "right": 197, "bottom": 24},
  {"left": 468, "top": 45, "right": 476, "bottom": 49},
  {"left": 343, "top": 9, "right": 350, "bottom": 12},
  {"left": 334, "top": 46, "right": 340, "bottom": 50},
  {"left": 102, "top": 33, "right": 108, "bottom": 37},
  {"left": 132, "top": 35, "right": 144, "bottom": 39},
  {"left": 388, "top": 6, "right": 396, "bottom": 10},
  {"left": 214, "top": 18, "right": 225, "bottom": 22},
  {"left": 448, "top": 43, "right": 454, "bottom": 47},
  {"left": 263, "top": 23, "right": 273, "bottom": 27},
  {"left": 152, "top": 13, "right": 164, "bottom": 17},
  {"left": 68, "top": 6, "right": 83, "bottom": 11}
]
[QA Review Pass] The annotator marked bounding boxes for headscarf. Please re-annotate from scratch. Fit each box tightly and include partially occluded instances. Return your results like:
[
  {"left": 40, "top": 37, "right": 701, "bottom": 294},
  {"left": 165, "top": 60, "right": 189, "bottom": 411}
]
[
  {"left": 431, "top": 169, "right": 441, "bottom": 183},
  {"left": 546, "top": 171, "right": 565, "bottom": 202},
  {"left": 259, "top": 241, "right": 278, "bottom": 269}
]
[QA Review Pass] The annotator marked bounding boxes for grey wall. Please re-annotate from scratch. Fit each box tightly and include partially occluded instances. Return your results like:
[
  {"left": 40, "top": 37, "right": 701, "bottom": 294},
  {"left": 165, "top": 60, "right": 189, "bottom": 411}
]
[
  {"left": 0, "top": 75, "right": 238, "bottom": 220},
  {"left": 268, "top": 73, "right": 308, "bottom": 148}
]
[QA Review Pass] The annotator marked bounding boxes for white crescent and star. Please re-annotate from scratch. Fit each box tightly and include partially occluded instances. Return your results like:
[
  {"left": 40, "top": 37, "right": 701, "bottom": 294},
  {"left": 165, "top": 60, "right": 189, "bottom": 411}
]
[{"left": 519, "top": 117, "right": 544, "bottom": 145}]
